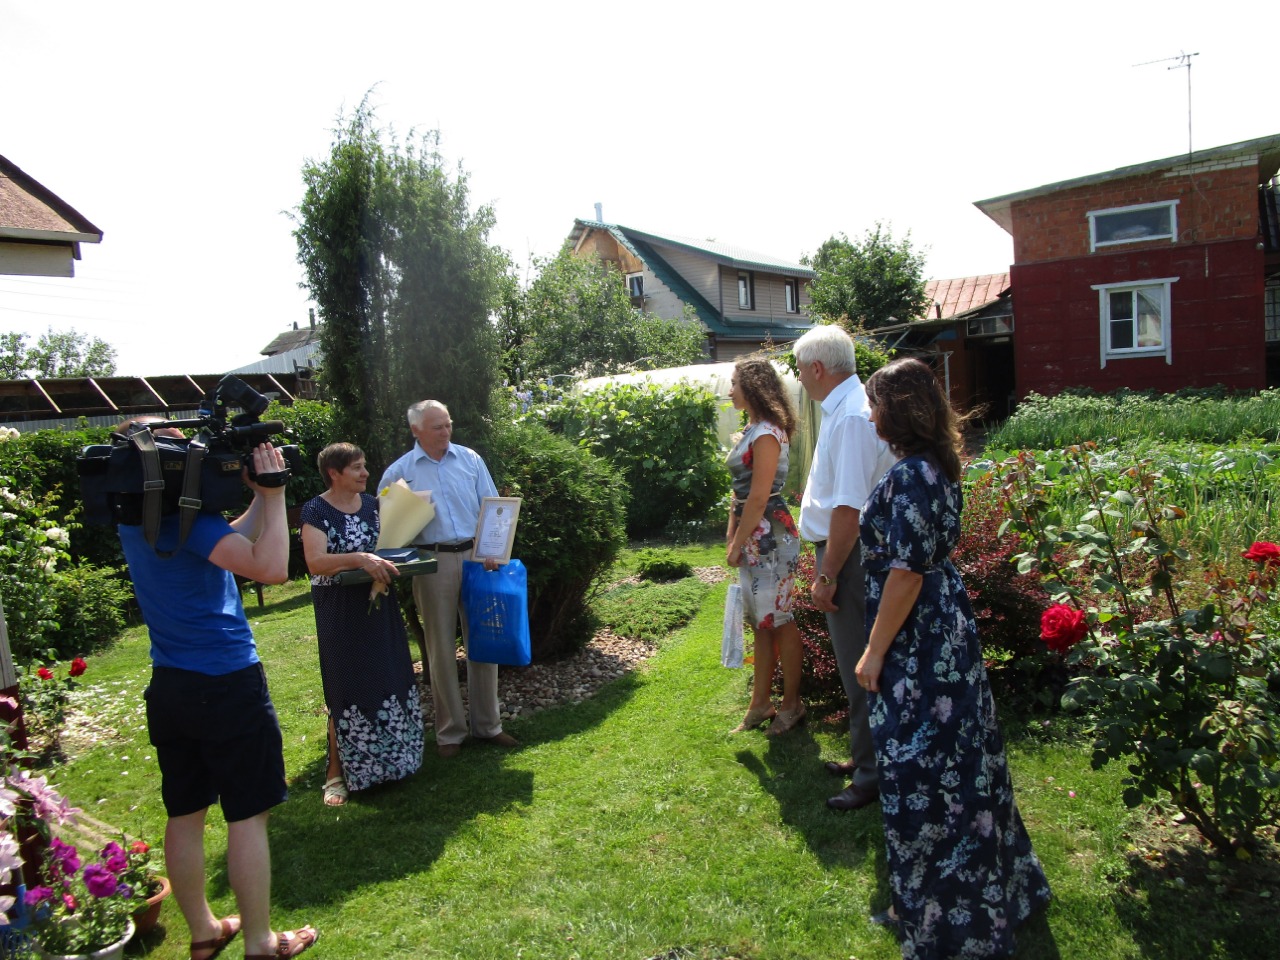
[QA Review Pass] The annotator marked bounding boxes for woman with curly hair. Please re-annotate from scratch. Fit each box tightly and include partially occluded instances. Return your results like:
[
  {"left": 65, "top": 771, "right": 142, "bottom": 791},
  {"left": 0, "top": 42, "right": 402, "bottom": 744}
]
[
  {"left": 725, "top": 355, "right": 805, "bottom": 735},
  {"left": 856, "top": 358, "right": 1050, "bottom": 958}
]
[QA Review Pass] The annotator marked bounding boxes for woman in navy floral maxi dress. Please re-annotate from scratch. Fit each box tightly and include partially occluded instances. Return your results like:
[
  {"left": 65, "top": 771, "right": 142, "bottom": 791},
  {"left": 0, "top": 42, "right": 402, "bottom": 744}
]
[
  {"left": 301, "top": 443, "right": 423, "bottom": 806},
  {"left": 856, "top": 359, "right": 1050, "bottom": 959}
]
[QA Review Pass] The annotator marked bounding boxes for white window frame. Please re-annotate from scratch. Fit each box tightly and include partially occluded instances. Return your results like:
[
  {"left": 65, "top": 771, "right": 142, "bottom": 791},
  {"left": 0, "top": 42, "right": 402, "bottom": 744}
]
[
  {"left": 1091, "top": 277, "right": 1178, "bottom": 368},
  {"left": 784, "top": 278, "right": 799, "bottom": 314},
  {"left": 737, "top": 271, "right": 754, "bottom": 310},
  {"left": 1088, "top": 200, "right": 1178, "bottom": 252},
  {"left": 627, "top": 273, "right": 644, "bottom": 300}
]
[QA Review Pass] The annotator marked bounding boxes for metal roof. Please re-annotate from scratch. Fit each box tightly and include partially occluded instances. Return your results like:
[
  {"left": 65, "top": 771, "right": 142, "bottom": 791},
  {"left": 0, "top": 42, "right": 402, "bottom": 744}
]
[{"left": 571, "top": 219, "right": 814, "bottom": 277}]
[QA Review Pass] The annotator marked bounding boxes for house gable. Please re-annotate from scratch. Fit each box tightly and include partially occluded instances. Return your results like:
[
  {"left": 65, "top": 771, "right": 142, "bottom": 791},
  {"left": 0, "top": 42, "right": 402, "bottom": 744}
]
[
  {"left": 568, "top": 219, "right": 814, "bottom": 357},
  {"left": 0, "top": 155, "right": 103, "bottom": 278}
]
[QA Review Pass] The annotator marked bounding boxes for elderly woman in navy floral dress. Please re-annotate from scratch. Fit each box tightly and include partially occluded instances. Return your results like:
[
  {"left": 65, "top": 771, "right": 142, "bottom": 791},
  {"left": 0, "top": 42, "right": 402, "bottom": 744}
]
[
  {"left": 301, "top": 443, "right": 423, "bottom": 806},
  {"left": 855, "top": 358, "right": 1050, "bottom": 959},
  {"left": 725, "top": 355, "right": 805, "bottom": 735}
]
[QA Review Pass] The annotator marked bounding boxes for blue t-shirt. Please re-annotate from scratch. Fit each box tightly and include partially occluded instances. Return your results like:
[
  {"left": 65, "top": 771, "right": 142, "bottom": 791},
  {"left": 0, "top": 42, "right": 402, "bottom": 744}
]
[{"left": 118, "top": 513, "right": 259, "bottom": 675}]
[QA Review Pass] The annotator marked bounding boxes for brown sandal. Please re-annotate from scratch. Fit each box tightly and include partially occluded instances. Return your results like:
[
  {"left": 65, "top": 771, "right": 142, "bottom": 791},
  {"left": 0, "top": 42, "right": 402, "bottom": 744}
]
[
  {"left": 245, "top": 926, "right": 319, "bottom": 959},
  {"left": 190, "top": 916, "right": 240, "bottom": 960}
]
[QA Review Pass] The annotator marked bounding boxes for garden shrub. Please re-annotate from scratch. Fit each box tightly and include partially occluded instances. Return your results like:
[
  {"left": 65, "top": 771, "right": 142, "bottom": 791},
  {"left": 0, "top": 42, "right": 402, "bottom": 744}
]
[
  {"left": 791, "top": 552, "right": 846, "bottom": 713},
  {"left": 634, "top": 549, "right": 693, "bottom": 582},
  {"left": 541, "top": 380, "right": 728, "bottom": 538},
  {"left": 264, "top": 398, "right": 335, "bottom": 508},
  {"left": 592, "top": 579, "right": 707, "bottom": 644},
  {"left": 44, "top": 564, "right": 134, "bottom": 656},
  {"left": 488, "top": 417, "right": 627, "bottom": 660},
  {"left": 0, "top": 423, "right": 117, "bottom": 567},
  {"left": 1000, "top": 445, "right": 1280, "bottom": 852},
  {"left": 988, "top": 387, "right": 1280, "bottom": 450},
  {"left": 953, "top": 472, "right": 1052, "bottom": 709}
]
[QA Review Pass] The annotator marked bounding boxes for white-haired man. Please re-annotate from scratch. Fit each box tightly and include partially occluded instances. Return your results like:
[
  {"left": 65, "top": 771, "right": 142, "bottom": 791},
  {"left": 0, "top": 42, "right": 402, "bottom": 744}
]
[
  {"left": 794, "top": 326, "right": 896, "bottom": 811},
  {"left": 379, "top": 400, "right": 518, "bottom": 758}
]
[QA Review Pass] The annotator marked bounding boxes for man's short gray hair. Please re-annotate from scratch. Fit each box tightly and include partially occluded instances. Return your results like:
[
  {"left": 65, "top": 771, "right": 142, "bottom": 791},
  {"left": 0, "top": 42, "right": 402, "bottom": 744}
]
[
  {"left": 407, "top": 399, "right": 448, "bottom": 427},
  {"left": 793, "top": 324, "right": 857, "bottom": 375}
]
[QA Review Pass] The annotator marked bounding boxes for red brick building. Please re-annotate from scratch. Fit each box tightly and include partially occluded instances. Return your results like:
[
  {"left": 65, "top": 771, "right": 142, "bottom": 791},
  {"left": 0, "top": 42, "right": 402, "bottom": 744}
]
[{"left": 976, "top": 134, "right": 1280, "bottom": 398}]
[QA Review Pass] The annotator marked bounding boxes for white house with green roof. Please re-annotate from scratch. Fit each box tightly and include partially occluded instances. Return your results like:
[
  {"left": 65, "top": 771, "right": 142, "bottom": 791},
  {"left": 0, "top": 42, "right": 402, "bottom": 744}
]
[{"left": 568, "top": 219, "right": 815, "bottom": 360}]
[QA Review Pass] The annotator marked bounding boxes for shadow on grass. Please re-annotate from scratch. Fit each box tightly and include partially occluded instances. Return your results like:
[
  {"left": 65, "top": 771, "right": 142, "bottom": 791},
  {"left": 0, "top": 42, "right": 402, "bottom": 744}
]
[
  {"left": 1112, "top": 836, "right": 1280, "bottom": 960},
  {"left": 261, "top": 670, "right": 647, "bottom": 911}
]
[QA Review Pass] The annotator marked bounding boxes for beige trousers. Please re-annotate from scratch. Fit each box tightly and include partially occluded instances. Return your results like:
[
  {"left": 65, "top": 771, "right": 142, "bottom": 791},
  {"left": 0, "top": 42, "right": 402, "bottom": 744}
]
[{"left": 411, "top": 552, "right": 502, "bottom": 745}]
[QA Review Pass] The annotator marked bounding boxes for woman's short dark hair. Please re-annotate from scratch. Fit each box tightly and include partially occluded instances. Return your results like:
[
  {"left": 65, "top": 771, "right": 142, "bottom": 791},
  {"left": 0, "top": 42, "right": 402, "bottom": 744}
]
[
  {"left": 865, "top": 358, "right": 965, "bottom": 482},
  {"left": 733, "top": 355, "right": 797, "bottom": 440},
  {"left": 316, "top": 442, "right": 364, "bottom": 487}
]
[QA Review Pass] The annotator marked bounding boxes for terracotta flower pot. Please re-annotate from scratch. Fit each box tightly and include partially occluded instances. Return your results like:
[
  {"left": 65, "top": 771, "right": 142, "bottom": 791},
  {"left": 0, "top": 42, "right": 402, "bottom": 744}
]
[{"left": 131, "top": 875, "right": 171, "bottom": 935}]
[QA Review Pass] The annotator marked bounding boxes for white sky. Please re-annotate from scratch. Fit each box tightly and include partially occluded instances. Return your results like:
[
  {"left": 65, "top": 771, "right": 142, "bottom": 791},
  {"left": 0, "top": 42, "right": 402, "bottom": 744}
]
[{"left": 1, "top": 0, "right": 1273, "bottom": 376}]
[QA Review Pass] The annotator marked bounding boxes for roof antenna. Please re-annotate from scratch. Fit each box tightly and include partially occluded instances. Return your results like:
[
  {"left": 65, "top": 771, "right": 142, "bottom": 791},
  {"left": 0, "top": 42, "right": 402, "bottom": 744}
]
[{"left": 1134, "top": 50, "right": 1199, "bottom": 162}]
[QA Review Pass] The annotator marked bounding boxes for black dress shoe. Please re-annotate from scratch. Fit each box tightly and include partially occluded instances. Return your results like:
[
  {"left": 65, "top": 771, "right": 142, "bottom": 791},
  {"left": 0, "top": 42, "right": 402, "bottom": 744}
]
[
  {"left": 827, "top": 782, "right": 879, "bottom": 811},
  {"left": 823, "top": 760, "right": 855, "bottom": 777}
]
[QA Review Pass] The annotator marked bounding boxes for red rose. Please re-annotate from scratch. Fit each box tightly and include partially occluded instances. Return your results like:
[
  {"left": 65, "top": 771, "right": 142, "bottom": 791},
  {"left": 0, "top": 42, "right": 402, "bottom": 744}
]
[
  {"left": 130, "top": 841, "right": 149, "bottom": 855},
  {"left": 1242, "top": 541, "right": 1280, "bottom": 566},
  {"left": 1040, "top": 604, "right": 1088, "bottom": 653},
  {"left": 37, "top": 667, "right": 53, "bottom": 681},
  {"left": 69, "top": 657, "right": 87, "bottom": 677}
]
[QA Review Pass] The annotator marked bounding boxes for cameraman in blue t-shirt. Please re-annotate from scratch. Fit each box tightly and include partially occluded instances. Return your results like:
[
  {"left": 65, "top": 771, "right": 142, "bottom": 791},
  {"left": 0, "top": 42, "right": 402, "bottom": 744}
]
[{"left": 118, "top": 436, "right": 318, "bottom": 960}]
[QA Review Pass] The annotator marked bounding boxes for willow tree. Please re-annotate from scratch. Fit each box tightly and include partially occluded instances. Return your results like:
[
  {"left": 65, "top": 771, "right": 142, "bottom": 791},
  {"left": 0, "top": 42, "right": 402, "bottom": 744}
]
[{"left": 293, "top": 98, "right": 505, "bottom": 472}]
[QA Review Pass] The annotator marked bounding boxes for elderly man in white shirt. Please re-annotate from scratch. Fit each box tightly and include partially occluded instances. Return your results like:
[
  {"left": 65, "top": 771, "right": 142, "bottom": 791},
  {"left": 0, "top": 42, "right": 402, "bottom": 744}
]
[
  {"left": 379, "top": 400, "right": 518, "bottom": 758},
  {"left": 795, "top": 326, "right": 896, "bottom": 812}
]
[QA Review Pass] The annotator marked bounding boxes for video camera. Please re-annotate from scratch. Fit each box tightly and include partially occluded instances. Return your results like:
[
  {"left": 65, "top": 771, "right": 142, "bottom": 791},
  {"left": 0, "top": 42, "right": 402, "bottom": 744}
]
[{"left": 78, "top": 375, "right": 301, "bottom": 548}]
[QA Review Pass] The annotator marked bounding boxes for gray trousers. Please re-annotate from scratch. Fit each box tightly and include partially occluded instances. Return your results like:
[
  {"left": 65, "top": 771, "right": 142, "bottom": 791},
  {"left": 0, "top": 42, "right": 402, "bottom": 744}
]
[
  {"left": 411, "top": 552, "right": 502, "bottom": 745},
  {"left": 817, "top": 542, "right": 878, "bottom": 791}
]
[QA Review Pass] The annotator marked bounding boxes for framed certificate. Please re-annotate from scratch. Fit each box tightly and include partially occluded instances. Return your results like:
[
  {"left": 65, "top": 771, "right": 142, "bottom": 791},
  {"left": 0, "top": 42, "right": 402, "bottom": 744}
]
[{"left": 472, "top": 496, "right": 522, "bottom": 564}]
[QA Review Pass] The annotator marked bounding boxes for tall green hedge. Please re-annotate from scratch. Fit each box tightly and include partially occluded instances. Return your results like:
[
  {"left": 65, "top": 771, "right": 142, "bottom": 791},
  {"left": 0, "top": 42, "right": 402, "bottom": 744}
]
[
  {"left": 486, "top": 417, "right": 626, "bottom": 660},
  {"left": 541, "top": 380, "right": 727, "bottom": 538}
]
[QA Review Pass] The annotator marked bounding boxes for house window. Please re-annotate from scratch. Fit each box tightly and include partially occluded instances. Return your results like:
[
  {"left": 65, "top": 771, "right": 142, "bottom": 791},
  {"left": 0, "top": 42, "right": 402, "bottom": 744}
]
[
  {"left": 627, "top": 273, "right": 644, "bottom": 300},
  {"left": 1088, "top": 201, "right": 1178, "bottom": 252},
  {"left": 784, "top": 278, "right": 799, "bottom": 314},
  {"left": 1091, "top": 277, "right": 1178, "bottom": 367},
  {"left": 966, "top": 315, "right": 1014, "bottom": 338},
  {"left": 738, "top": 271, "right": 754, "bottom": 310}
]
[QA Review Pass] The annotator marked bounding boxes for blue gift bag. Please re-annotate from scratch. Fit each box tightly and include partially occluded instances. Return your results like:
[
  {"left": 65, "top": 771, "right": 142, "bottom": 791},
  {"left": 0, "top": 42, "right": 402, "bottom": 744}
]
[{"left": 461, "top": 559, "right": 532, "bottom": 666}]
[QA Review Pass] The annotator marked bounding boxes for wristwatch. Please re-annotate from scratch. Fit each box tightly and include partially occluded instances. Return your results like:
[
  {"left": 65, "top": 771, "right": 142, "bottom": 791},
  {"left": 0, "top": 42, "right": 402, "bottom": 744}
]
[{"left": 819, "top": 574, "right": 834, "bottom": 586}]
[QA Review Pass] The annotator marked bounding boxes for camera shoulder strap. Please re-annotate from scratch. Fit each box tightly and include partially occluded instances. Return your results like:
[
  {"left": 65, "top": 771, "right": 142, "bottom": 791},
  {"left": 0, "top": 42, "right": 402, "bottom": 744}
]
[
  {"left": 174, "top": 440, "right": 207, "bottom": 555},
  {"left": 127, "top": 427, "right": 168, "bottom": 556},
  {"left": 126, "top": 427, "right": 207, "bottom": 558}
]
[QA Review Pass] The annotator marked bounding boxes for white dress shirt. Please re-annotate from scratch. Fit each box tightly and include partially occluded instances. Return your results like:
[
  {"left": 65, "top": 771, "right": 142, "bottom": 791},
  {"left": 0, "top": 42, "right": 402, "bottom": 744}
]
[{"left": 798, "top": 375, "right": 896, "bottom": 542}]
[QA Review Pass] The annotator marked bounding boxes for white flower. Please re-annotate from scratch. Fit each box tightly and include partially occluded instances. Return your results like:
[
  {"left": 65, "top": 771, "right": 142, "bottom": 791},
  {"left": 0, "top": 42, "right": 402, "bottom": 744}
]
[{"left": 45, "top": 527, "right": 68, "bottom": 543}]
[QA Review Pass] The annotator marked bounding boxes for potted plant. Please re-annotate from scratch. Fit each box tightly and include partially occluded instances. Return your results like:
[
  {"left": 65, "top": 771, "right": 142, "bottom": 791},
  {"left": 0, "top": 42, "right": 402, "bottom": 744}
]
[
  {"left": 24, "top": 837, "right": 135, "bottom": 959},
  {"left": 115, "top": 837, "right": 170, "bottom": 934}
]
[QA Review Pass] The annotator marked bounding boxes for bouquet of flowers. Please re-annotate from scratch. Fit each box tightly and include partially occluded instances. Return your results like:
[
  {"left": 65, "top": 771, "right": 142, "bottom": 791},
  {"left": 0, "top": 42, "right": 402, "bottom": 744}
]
[{"left": 25, "top": 838, "right": 135, "bottom": 954}]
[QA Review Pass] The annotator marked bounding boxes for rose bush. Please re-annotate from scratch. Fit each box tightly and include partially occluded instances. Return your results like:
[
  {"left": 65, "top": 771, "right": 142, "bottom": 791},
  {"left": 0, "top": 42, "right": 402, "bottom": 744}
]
[{"left": 998, "top": 445, "right": 1280, "bottom": 853}]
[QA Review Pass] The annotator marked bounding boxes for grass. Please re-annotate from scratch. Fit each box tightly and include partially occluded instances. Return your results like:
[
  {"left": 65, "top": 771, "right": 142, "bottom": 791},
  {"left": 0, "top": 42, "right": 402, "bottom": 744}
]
[{"left": 40, "top": 541, "right": 1279, "bottom": 959}]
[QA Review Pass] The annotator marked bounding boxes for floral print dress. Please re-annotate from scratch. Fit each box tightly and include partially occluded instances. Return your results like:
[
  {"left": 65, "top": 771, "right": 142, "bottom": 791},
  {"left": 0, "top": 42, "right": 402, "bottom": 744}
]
[
  {"left": 301, "top": 494, "right": 423, "bottom": 792},
  {"left": 860, "top": 456, "right": 1051, "bottom": 959},
  {"left": 726, "top": 420, "right": 801, "bottom": 629}
]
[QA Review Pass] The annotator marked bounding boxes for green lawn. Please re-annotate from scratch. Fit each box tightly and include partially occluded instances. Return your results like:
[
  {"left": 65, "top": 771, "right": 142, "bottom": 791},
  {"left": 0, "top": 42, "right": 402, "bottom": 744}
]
[{"left": 49, "top": 547, "right": 1271, "bottom": 960}]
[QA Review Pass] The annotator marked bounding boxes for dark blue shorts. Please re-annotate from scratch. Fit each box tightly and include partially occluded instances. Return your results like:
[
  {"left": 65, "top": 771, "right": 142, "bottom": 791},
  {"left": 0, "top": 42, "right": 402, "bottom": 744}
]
[{"left": 144, "top": 662, "right": 288, "bottom": 822}]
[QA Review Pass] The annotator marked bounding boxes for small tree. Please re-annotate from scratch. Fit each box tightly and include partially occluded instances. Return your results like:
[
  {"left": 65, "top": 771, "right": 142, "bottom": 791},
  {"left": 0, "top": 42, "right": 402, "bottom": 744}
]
[
  {"left": 803, "top": 222, "right": 929, "bottom": 330},
  {"left": 294, "top": 96, "right": 505, "bottom": 471},
  {"left": 500, "top": 249, "right": 705, "bottom": 385}
]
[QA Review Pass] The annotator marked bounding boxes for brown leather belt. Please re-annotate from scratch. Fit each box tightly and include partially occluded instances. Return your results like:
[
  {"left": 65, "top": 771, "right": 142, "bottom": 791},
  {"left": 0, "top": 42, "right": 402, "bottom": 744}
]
[{"left": 422, "top": 539, "right": 474, "bottom": 553}]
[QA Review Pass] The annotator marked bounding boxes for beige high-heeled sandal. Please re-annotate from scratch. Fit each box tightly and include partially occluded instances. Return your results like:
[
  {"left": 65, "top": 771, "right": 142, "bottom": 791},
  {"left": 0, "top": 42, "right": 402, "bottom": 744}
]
[
  {"left": 766, "top": 702, "right": 807, "bottom": 736},
  {"left": 731, "top": 703, "right": 777, "bottom": 733}
]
